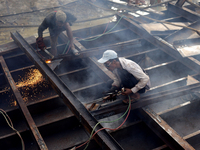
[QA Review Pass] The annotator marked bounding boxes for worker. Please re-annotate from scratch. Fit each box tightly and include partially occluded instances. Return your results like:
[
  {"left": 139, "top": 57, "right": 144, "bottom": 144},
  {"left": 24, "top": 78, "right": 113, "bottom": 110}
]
[
  {"left": 98, "top": 50, "right": 150, "bottom": 104},
  {"left": 36, "top": 10, "right": 79, "bottom": 58}
]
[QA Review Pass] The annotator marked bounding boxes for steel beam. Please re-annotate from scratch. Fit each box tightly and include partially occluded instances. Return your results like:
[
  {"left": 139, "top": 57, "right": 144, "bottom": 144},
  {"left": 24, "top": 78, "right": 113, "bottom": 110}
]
[
  {"left": 76, "top": 28, "right": 127, "bottom": 42},
  {"left": 175, "top": 0, "right": 186, "bottom": 7},
  {"left": 150, "top": 130, "right": 200, "bottom": 149},
  {"left": 0, "top": 56, "right": 48, "bottom": 150},
  {"left": 168, "top": 2, "right": 200, "bottom": 22},
  {"left": 92, "top": 82, "right": 200, "bottom": 119},
  {"left": 53, "top": 35, "right": 141, "bottom": 61},
  {"left": 166, "top": 3, "right": 200, "bottom": 43},
  {"left": 52, "top": 38, "right": 141, "bottom": 61},
  {"left": 118, "top": 14, "right": 200, "bottom": 74},
  {"left": 60, "top": 32, "right": 116, "bottom": 81},
  {"left": 185, "top": 0, "right": 200, "bottom": 8},
  {"left": 0, "top": 36, "right": 35, "bottom": 55},
  {"left": 11, "top": 31, "right": 123, "bottom": 150},
  {"left": 138, "top": 107, "right": 195, "bottom": 150}
]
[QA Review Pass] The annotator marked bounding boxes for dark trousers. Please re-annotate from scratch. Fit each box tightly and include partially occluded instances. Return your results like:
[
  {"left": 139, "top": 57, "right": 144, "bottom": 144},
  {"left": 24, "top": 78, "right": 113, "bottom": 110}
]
[
  {"left": 49, "top": 28, "right": 64, "bottom": 56},
  {"left": 117, "top": 68, "right": 146, "bottom": 94}
]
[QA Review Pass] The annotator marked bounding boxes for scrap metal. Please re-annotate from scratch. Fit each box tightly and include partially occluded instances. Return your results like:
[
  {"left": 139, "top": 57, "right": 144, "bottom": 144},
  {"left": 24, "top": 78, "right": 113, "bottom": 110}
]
[
  {"left": 0, "top": 56, "right": 48, "bottom": 150},
  {"left": 138, "top": 107, "right": 194, "bottom": 150},
  {"left": 11, "top": 31, "right": 123, "bottom": 150}
]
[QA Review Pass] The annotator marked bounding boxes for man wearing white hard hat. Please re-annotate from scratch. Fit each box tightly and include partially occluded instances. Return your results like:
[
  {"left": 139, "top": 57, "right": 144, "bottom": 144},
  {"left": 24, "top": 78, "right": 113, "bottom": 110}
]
[
  {"left": 98, "top": 50, "right": 150, "bottom": 104},
  {"left": 36, "top": 10, "right": 79, "bottom": 58}
]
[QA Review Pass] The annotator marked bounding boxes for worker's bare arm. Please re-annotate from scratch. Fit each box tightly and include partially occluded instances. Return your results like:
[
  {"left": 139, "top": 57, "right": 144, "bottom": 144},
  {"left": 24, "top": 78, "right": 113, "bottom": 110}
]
[
  {"left": 65, "top": 22, "right": 79, "bottom": 55},
  {"left": 65, "top": 23, "right": 74, "bottom": 48}
]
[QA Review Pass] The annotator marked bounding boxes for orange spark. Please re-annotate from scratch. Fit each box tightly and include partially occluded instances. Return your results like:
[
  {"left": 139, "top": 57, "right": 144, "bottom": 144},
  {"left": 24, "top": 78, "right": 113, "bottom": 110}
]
[{"left": 45, "top": 59, "right": 52, "bottom": 64}]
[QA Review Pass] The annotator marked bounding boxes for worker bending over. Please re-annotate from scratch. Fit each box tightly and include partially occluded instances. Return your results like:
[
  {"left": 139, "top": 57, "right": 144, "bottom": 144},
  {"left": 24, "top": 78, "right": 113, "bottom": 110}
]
[
  {"left": 98, "top": 50, "right": 150, "bottom": 104},
  {"left": 36, "top": 10, "right": 79, "bottom": 57}
]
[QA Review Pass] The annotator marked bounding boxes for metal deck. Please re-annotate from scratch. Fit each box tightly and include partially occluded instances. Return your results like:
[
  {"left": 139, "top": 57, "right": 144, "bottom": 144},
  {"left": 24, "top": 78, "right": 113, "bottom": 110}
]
[{"left": 0, "top": 0, "right": 200, "bottom": 149}]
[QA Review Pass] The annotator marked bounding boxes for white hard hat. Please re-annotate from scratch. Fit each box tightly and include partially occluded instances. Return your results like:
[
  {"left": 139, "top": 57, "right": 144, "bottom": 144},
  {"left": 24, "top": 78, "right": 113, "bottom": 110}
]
[{"left": 98, "top": 50, "right": 118, "bottom": 63}]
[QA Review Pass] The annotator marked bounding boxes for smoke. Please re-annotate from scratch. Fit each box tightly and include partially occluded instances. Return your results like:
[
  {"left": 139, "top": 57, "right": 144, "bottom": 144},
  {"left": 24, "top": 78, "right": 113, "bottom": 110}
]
[
  {"left": 59, "top": 64, "right": 109, "bottom": 103},
  {"left": 23, "top": 0, "right": 198, "bottom": 116}
]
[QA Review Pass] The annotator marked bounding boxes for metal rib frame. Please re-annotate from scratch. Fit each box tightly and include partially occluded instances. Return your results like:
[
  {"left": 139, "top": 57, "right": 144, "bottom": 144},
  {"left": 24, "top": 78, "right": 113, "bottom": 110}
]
[{"left": 11, "top": 31, "right": 123, "bottom": 150}]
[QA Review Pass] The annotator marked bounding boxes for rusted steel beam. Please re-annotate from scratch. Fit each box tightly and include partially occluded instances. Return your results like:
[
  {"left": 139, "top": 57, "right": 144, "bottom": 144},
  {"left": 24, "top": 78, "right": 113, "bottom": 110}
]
[
  {"left": 80, "top": 38, "right": 141, "bottom": 54},
  {"left": 138, "top": 107, "right": 195, "bottom": 150},
  {"left": 141, "top": 0, "right": 175, "bottom": 10},
  {"left": 144, "top": 60, "right": 177, "bottom": 71},
  {"left": 161, "top": 16, "right": 182, "bottom": 21},
  {"left": 58, "top": 67, "right": 89, "bottom": 76},
  {"left": 106, "top": 0, "right": 174, "bottom": 11},
  {"left": 73, "top": 16, "right": 123, "bottom": 36},
  {"left": 0, "top": 36, "right": 35, "bottom": 55},
  {"left": 175, "top": 0, "right": 186, "bottom": 7},
  {"left": 0, "top": 56, "right": 48, "bottom": 150},
  {"left": 152, "top": 99, "right": 200, "bottom": 149},
  {"left": 166, "top": 4, "right": 200, "bottom": 43},
  {"left": 53, "top": 35, "right": 141, "bottom": 61},
  {"left": 60, "top": 32, "right": 116, "bottom": 81},
  {"left": 184, "top": 130, "right": 200, "bottom": 149},
  {"left": 72, "top": 82, "right": 104, "bottom": 93},
  {"left": 11, "top": 31, "right": 123, "bottom": 150},
  {"left": 74, "top": 41, "right": 114, "bottom": 81},
  {"left": 150, "top": 130, "right": 200, "bottom": 149},
  {"left": 9, "top": 65, "right": 35, "bottom": 73},
  {"left": 0, "top": 89, "right": 9, "bottom": 94},
  {"left": 92, "top": 82, "right": 200, "bottom": 119},
  {"left": 152, "top": 145, "right": 168, "bottom": 150},
  {"left": 168, "top": 2, "right": 200, "bottom": 22},
  {"left": 185, "top": 0, "right": 200, "bottom": 8},
  {"left": 118, "top": 14, "right": 200, "bottom": 74},
  {"left": 76, "top": 28, "right": 127, "bottom": 42}
]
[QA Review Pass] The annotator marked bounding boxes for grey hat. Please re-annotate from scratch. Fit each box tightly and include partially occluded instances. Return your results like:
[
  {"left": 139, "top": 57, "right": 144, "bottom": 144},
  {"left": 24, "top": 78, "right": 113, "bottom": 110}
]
[{"left": 56, "top": 10, "right": 67, "bottom": 23}]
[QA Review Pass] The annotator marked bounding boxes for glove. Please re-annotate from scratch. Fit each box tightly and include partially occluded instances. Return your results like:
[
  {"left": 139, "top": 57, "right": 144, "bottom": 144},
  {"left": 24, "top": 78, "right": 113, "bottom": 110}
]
[
  {"left": 71, "top": 48, "right": 80, "bottom": 56},
  {"left": 36, "top": 37, "right": 46, "bottom": 50}
]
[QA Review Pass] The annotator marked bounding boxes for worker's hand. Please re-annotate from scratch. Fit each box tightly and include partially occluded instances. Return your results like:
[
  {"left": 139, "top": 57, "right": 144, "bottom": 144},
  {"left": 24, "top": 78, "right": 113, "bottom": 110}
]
[
  {"left": 36, "top": 37, "right": 46, "bottom": 50},
  {"left": 121, "top": 88, "right": 132, "bottom": 96},
  {"left": 71, "top": 48, "right": 80, "bottom": 56}
]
